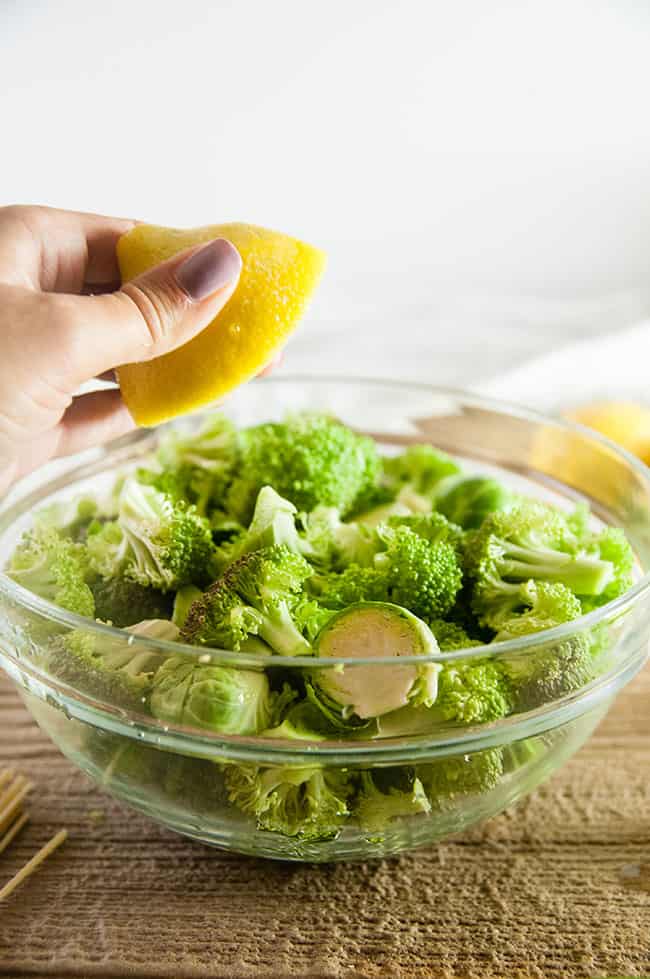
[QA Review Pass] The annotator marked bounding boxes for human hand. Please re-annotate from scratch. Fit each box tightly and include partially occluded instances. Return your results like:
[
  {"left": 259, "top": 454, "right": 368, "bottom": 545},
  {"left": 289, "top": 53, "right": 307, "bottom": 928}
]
[{"left": 0, "top": 205, "right": 243, "bottom": 494}]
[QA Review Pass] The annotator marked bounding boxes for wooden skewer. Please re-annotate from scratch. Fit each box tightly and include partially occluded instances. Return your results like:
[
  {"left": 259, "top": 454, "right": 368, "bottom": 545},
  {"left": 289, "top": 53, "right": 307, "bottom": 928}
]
[
  {"left": 0, "top": 769, "right": 16, "bottom": 791},
  {"left": 0, "top": 811, "right": 30, "bottom": 856},
  {"left": 0, "top": 781, "right": 34, "bottom": 836},
  {"left": 0, "top": 829, "right": 67, "bottom": 902},
  {"left": 0, "top": 774, "right": 27, "bottom": 813}
]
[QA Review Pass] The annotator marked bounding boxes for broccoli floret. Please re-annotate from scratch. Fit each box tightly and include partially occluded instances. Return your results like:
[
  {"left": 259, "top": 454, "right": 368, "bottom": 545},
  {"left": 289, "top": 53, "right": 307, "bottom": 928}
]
[
  {"left": 224, "top": 763, "right": 353, "bottom": 840},
  {"left": 90, "top": 577, "right": 173, "bottom": 627},
  {"left": 466, "top": 500, "right": 615, "bottom": 626},
  {"left": 8, "top": 526, "right": 95, "bottom": 618},
  {"left": 312, "top": 602, "right": 441, "bottom": 719},
  {"left": 374, "top": 525, "right": 462, "bottom": 620},
  {"left": 226, "top": 413, "right": 380, "bottom": 521},
  {"left": 299, "top": 506, "right": 379, "bottom": 569},
  {"left": 386, "top": 511, "right": 465, "bottom": 556},
  {"left": 492, "top": 580, "right": 582, "bottom": 642},
  {"left": 418, "top": 747, "right": 504, "bottom": 807},
  {"left": 144, "top": 414, "right": 237, "bottom": 514},
  {"left": 381, "top": 444, "right": 460, "bottom": 496},
  {"left": 313, "top": 523, "right": 463, "bottom": 621},
  {"left": 33, "top": 496, "right": 102, "bottom": 542},
  {"left": 434, "top": 475, "right": 513, "bottom": 530},
  {"left": 428, "top": 619, "right": 483, "bottom": 651},
  {"left": 292, "top": 597, "right": 337, "bottom": 643},
  {"left": 47, "top": 619, "right": 177, "bottom": 710},
  {"left": 181, "top": 545, "right": 313, "bottom": 656},
  {"left": 314, "top": 564, "right": 390, "bottom": 609},
  {"left": 354, "top": 768, "right": 431, "bottom": 832},
  {"left": 149, "top": 655, "right": 277, "bottom": 735},
  {"left": 501, "top": 634, "right": 593, "bottom": 711},
  {"left": 261, "top": 695, "right": 351, "bottom": 741},
  {"left": 579, "top": 526, "right": 635, "bottom": 612},
  {"left": 86, "top": 477, "right": 214, "bottom": 592},
  {"left": 171, "top": 585, "right": 203, "bottom": 628},
  {"left": 432, "top": 659, "right": 512, "bottom": 724}
]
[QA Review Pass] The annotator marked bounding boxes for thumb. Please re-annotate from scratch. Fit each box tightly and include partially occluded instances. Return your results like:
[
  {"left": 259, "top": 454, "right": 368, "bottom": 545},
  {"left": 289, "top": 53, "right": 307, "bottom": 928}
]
[{"left": 60, "top": 237, "right": 242, "bottom": 384}]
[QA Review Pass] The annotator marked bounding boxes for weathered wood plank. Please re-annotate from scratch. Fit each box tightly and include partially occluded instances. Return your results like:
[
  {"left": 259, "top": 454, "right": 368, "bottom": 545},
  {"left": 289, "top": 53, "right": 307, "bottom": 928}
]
[{"left": 1, "top": 666, "right": 649, "bottom": 979}]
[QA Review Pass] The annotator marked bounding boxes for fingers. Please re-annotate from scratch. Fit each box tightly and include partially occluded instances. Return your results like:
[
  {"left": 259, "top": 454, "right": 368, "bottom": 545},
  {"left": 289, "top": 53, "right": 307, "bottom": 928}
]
[
  {"left": 0, "top": 205, "right": 136, "bottom": 294},
  {"left": 3, "top": 389, "right": 136, "bottom": 489},
  {"left": 54, "top": 388, "right": 135, "bottom": 458},
  {"left": 54, "top": 237, "right": 242, "bottom": 386}
]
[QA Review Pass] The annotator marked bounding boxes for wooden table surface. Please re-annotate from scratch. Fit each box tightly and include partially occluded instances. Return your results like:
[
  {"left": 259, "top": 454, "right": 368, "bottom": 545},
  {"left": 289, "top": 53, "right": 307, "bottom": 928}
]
[{"left": 1, "top": 663, "right": 649, "bottom": 979}]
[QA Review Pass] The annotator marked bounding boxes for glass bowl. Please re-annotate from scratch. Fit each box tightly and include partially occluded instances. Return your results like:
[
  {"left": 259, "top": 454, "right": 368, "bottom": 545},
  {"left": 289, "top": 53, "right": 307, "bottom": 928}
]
[{"left": 1, "top": 378, "right": 649, "bottom": 863}]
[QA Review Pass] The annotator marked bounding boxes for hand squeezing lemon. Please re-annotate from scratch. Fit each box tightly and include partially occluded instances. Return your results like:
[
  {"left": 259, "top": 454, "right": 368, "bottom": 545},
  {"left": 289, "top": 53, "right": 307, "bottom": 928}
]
[{"left": 117, "top": 223, "right": 326, "bottom": 425}]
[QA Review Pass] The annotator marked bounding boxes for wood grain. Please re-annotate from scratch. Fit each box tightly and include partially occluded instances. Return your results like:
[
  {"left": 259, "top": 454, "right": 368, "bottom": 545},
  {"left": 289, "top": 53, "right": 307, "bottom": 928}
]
[{"left": 1, "top": 666, "right": 649, "bottom": 979}]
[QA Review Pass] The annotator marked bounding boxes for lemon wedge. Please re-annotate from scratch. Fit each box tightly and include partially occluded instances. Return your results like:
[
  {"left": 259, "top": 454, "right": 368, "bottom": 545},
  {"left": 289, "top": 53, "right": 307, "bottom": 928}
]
[
  {"left": 117, "top": 223, "right": 326, "bottom": 425},
  {"left": 568, "top": 402, "right": 650, "bottom": 465}
]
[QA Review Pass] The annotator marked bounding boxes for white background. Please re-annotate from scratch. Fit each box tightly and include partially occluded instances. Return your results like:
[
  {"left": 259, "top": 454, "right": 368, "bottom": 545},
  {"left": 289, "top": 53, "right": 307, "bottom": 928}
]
[{"left": 2, "top": 0, "right": 650, "bottom": 388}]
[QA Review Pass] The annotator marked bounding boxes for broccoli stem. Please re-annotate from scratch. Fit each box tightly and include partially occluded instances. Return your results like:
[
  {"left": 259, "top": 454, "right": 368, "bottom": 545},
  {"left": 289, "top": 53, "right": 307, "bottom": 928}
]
[
  {"left": 498, "top": 542, "right": 613, "bottom": 596},
  {"left": 258, "top": 601, "right": 312, "bottom": 657}
]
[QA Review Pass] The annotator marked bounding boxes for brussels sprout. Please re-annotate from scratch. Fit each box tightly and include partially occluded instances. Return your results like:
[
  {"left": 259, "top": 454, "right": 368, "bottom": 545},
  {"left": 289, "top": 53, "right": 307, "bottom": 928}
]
[
  {"left": 435, "top": 475, "right": 512, "bottom": 530},
  {"left": 150, "top": 656, "right": 275, "bottom": 735},
  {"left": 311, "top": 602, "right": 441, "bottom": 720}
]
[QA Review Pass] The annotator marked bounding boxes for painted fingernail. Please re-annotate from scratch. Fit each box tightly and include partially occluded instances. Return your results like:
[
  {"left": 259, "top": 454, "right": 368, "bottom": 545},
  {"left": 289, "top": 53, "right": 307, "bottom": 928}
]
[{"left": 175, "top": 238, "right": 242, "bottom": 301}]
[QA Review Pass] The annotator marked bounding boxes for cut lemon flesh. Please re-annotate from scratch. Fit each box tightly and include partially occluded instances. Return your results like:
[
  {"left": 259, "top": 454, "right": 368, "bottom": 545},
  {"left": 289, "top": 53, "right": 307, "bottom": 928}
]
[{"left": 117, "top": 223, "right": 326, "bottom": 425}]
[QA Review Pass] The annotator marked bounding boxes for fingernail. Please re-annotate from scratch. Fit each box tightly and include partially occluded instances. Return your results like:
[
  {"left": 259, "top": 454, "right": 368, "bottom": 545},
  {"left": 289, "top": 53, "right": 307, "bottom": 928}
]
[{"left": 175, "top": 238, "right": 242, "bottom": 301}]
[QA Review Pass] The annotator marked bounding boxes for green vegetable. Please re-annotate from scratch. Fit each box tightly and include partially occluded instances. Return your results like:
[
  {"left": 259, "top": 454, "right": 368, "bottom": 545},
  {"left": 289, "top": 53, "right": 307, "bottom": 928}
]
[
  {"left": 501, "top": 634, "right": 594, "bottom": 711},
  {"left": 47, "top": 619, "right": 178, "bottom": 710},
  {"left": 91, "top": 577, "right": 173, "bottom": 628},
  {"left": 491, "top": 580, "right": 582, "bottom": 641},
  {"left": 142, "top": 414, "right": 237, "bottom": 515},
  {"left": 418, "top": 747, "right": 504, "bottom": 806},
  {"left": 311, "top": 602, "right": 441, "bottom": 719},
  {"left": 172, "top": 585, "right": 203, "bottom": 629},
  {"left": 8, "top": 526, "right": 95, "bottom": 618},
  {"left": 299, "top": 506, "right": 378, "bottom": 569},
  {"left": 381, "top": 444, "right": 460, "bottom": 496},
  {"left": 431, "top": 658, "right": 512, "bottom": 724},
  {"left": 466, "top": 500, "right": 616, "bottom": 628},
  {"left": 226, "top": 413, "right": 380, "bottom": 521},
  {"left": 374, "top": 524, "right": 462, "bottom": 620},
  {"left": 224, "top": 762, "right": 353, "bottom": 840},
  {"left": 434, "top": 475, "right": 512, "bottom": 530},
  {"left": 428, "top": 619, "right": 483, "bottom": 652},
  {"left": 180, "top": 545, "right": 313, "bottom": 656},
  {"left": 150, "top": 655, "right": 278, "bottom": 735},
  {"left": 354, "top": 768, "right": 431, "bottom": 831},
  {"left": 87, "top": 477, "right": 214, "bottom": 592}
]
